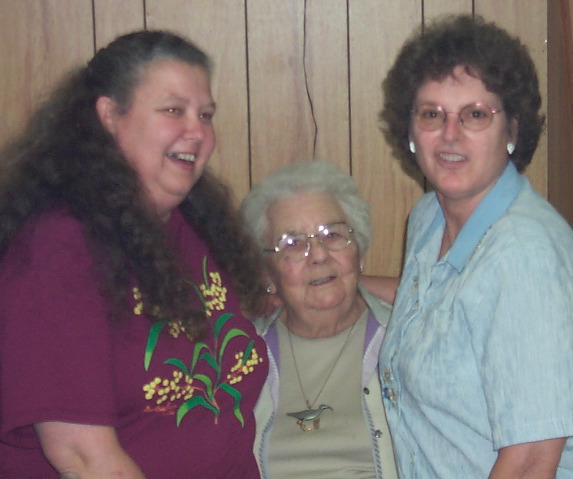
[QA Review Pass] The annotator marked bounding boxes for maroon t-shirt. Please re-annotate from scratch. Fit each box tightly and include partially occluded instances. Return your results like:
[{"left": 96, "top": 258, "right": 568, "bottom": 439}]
[{"left": 0, "top": 208, "right": 267, "bottom": 478}]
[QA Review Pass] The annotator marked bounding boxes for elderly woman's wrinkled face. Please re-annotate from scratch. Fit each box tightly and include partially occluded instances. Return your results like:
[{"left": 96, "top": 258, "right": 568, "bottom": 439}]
[
  {"left": 264, "top": 192, "right": 361, "bottom": 320},
  {"left": 97, "top": 59, "right": 216, "bottom": 221},
  {"left": 410, "top": 65, "right": 517, "bottom": 213}
]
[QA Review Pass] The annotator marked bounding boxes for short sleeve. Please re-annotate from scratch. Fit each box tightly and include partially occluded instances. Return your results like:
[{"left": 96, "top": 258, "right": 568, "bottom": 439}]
[
  {"left": 0, "top": 211, "right": 116, "bottom": 447},
  {"left": 478, "top": 242, "right": 573, "bottom": 448}
]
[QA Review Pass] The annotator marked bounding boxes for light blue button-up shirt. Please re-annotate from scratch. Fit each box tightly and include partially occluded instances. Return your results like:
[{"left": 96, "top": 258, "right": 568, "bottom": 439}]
[{"left": 380, "top": 162, "right": 573, "bottom": 477}]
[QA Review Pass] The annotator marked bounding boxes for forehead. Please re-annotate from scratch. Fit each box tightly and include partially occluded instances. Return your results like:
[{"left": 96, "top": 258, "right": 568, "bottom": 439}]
[
  {"left": 266, "top": 192, "right": 346, "bottom": 235},
  {"left": 132, "top": 59, "right": 212, "bottom": 101},
  {"left": 415, "top": 66, "right": 501, "bottom": 108}
]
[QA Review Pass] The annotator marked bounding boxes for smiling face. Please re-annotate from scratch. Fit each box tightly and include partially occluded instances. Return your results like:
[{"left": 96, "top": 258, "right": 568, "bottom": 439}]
[
  {"left": 410, "top": 65, "right": 517, "bottom": 215},
  {"left": 97, "top": 59, "right": 216, "bottom": 221},
  {"left": 265, "top": 192, "right": 362, "bottom": 325}
]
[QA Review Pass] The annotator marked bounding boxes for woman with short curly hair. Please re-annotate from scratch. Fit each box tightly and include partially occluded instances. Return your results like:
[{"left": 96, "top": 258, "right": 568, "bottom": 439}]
[{"left": 378, "top": 15, "right": 573, "bottom": 478}]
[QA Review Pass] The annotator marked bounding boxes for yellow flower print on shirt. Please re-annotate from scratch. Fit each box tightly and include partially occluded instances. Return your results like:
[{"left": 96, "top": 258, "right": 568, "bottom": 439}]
[
  {"left": 199, "top": 272, "right": 227, "bottom": 317},
  {"left": 140, "top": 257, "right": 263, "bottom": 427}
]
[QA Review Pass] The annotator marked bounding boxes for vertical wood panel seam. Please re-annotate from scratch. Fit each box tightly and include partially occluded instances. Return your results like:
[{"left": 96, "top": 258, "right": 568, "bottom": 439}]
[
  {"left": 560, "top": 0, "right": 573, "bottom": 131},
  {"left": 303, "top": 0, "right": 318, "bottom": 159},
  {"left": 90, "top": 0, "right": 96, "bottom": 54},
  {"left": 244, "top": 0, "right": 253, "bottom": 187},
  {"left": 346, "top": 0, "right": 352, "bottom": 176}
]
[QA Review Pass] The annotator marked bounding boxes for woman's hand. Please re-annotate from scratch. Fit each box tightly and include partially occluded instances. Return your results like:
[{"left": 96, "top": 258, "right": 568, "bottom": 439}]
[
  {"left": 489, "top": 437, "right": 566, "bottom": 479},
  {"left": 35, "top": 422, "right": 147, "bottom": 479}
]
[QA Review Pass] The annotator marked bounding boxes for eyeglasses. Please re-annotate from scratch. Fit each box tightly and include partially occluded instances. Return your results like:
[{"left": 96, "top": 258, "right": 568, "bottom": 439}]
[
  {"left": 263, "top": 222, "right": 354, "bottom": 263},
  {"left": 412, "top": 102, "right": 503, "bottom": 132}
]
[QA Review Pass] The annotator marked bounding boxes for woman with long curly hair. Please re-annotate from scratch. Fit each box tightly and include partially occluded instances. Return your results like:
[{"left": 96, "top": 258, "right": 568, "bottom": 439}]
[{"left": 0, "top": 30, "right": 268, "bottom": 478}]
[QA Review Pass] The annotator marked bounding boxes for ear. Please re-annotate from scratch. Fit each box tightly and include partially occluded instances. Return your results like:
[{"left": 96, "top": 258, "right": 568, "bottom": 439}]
[
  {"left": 95, "top": 96, "right": 119, "bottom": 135},
  {"left": 263, "top": 270, "right": 276, "bottom": 294}
]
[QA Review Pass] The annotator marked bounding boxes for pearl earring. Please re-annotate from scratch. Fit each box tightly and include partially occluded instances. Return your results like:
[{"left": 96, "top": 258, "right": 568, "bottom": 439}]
[
  {"left": 409, "top": 141, "right": 416, "bottom": 154},
  {"left": 266, "top": 285, "right": 273, "bottom": 294},
  {"left": 507, "top": 142, "right": 516, "bottom": 155}
]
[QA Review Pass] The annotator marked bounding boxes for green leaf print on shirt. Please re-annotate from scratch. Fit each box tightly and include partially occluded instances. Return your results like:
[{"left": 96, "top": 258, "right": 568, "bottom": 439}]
[{"left": 139, "top": 257, "right": 263, "bottom": 426}]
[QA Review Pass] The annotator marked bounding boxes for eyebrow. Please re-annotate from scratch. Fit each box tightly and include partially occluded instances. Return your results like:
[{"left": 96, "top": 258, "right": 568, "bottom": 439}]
[{"left": 277, "top": 221, "right": 347, "bottom": 236}]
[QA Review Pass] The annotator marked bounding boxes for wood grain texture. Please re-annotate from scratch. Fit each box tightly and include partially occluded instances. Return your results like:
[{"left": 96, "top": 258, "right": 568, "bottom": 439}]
[
  {"left": 0, "top": 0, "right": 568, "bottom": 275},
  {"left": 423, "top": 0, "right": 473, "bottom": 20},
  {"left": 349, "top": 0, "right": 424, "bottom": 275},
  {"left": 246, "top": 0, "right": 316, "bottom": 182},
  {"left": 0, "top": 0, "right": 93, "bottom": 147},
  {"left": 94, "top": 0, "right": 145, "bottom": 49}
]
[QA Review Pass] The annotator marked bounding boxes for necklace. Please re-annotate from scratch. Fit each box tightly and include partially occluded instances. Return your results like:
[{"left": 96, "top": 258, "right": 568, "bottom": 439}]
[{"left": 286, "top": 318, "right": 357, "bottom": 431}]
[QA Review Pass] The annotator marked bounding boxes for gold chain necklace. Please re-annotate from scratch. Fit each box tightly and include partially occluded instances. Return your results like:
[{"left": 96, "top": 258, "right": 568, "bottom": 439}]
[{"left": 286, "top": 318, "right": 357, "bottom": 431}]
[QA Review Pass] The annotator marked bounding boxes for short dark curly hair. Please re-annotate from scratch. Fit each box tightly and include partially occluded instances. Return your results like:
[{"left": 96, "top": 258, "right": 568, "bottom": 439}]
[{"left": 380, "top": 14, "right": 544, "bottom": 173}]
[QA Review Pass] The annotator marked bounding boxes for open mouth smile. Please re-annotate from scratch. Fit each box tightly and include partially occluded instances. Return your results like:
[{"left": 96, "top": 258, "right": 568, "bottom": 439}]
[
  {"left": 167, "top": 152, "right": 196, "bottom": 162},
  {"left": 309, "top": 276, "right": 335, "bottom": 286},
  {"left": 439, "top": 152, "right": 466, "bottom": 163}
]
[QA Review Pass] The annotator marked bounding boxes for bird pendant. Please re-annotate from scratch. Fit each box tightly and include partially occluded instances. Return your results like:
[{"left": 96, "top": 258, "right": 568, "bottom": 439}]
[{"left": 286, "top": 404, "right": 333, "bottom": 432}]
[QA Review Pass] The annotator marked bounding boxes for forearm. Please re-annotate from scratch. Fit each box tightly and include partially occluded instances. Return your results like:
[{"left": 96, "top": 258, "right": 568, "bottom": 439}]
[
  {"left": 35, "top": 422, "right": 147, "bottom": 479},
  {"left": 489, "top": 438, "right": 566, "bottom": 479},
  {"left": 360, "top": 275, "right": 400, "bottom": 304}
]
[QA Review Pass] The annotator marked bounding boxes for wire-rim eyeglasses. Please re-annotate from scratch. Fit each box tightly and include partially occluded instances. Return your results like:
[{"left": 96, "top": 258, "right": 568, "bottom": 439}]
[{"left": 263, "top": 221, "right": 354, "bottom": 263}]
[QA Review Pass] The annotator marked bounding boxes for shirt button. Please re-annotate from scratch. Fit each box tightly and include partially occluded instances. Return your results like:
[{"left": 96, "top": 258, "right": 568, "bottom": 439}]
[
  {"left": 363, "top": 387, "right": 370, "bottom": 395},
  {"left": 374, "top": 430, "right": 383, "bottom": 438}
]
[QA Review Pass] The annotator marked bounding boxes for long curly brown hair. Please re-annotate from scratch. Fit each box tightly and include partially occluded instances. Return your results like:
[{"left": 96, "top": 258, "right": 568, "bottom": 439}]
[
  {"left": 380, "top": 14, "right": 544, "bottom": 173},
  {"left": 0, "top": 30, "right": 266, "bottom": 339}
]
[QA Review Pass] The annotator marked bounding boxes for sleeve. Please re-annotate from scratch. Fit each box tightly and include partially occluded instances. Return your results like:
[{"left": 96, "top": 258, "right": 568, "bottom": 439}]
[
  {"left": 476, "top": 240, "right": 573, "bottom": 449},
  {"left": 0, "top": 213, "right": 117, "bottom": 447}
]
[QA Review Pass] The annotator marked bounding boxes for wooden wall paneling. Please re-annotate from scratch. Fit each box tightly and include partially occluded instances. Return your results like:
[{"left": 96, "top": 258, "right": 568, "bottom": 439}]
[
  {"left": 423, "top": 0, "right": 473, "bottom": 21},
  {"left": 476, "top": 0, "right": 548, "bottom": 197},
  {"left": 0, "top": 0, "right": 94, "bottom": 149},
  {"left": 299, "top": 0, "right": 350, "bottom": 174},
  {"left": 547, "top": 0, "right": 573, "bottom": 224},
  {"left": 349, "top": 0, "right": 424, "bottom": 276},
  {"left": 247, "top": 0, "right": 324, "bottom": 183},
  {"left": 146, "top": 0, "right": 251, "bottom": 201},
  {"left": 93, "top": 0, "right": 145, "bottom": 49}
]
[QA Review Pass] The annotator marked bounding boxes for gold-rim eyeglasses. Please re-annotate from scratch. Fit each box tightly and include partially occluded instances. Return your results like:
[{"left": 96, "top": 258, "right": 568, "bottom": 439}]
[
  {"left": 263, "top": 221, "right": 354, "bottom": 263},
  {"left": 412, "top": 102, "right": 503, "bottom": 132}
]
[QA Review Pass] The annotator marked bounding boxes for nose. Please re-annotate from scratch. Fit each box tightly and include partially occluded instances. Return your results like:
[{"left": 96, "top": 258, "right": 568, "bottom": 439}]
[
  {"left": 441, "top": 113, "right": 463, "bottom": 142},
  {"left": 306, "top": 236, "right": 329, "bottom": 262},
  {"left": 183, "top": 114, "right": 206, "bottom": 142}
]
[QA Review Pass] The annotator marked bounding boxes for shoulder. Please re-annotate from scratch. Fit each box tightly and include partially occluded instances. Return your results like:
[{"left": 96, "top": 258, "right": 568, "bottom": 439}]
[
  {"left": 359, "top": 285, "right": 392, "bottom": 326},
  {"left": 21, "top": 208, "right": 85, "bottom": 241},
  {"left": 251, "top": 308, "right": 281, "bottom": 336},
  {"left": 487, "top": 184, "right": 573, "bottom": 261},
  {"left": 2, "top": 208, "right": 89, "bottom": 270}
]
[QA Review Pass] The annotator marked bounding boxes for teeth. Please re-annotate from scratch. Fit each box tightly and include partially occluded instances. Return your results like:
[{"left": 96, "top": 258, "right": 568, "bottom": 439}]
[
  {"left": 168, "top": 152, "right": 196, "bottom": 162},
  {"left": 310, "top": 277, "right": 333, "bottom": 286},
  {"left": 440, "top": 153, "right": 465, "bottom": 162}
]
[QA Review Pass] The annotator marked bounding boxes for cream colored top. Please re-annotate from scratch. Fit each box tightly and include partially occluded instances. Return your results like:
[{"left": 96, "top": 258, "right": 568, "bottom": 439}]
[{"left": 268, "top": 310, "right": 376, "bottom": 478}]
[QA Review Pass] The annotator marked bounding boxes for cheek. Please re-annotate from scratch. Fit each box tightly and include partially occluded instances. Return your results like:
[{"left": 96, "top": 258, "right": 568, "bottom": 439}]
[
  {"left": 331, "top": 250, "right": 361, "bottom": 280},
  {"left": 270, "top": 262, "right": 306, "bottom": 290}
]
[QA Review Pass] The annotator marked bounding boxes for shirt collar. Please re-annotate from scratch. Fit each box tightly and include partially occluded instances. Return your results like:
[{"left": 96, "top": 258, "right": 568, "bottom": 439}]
[{"left": 418, "top": 161, "right": 525, "bottom": 272}]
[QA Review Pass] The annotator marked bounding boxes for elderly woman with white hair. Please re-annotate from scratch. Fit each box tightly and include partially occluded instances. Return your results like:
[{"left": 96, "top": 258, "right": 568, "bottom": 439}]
[{"left": 241, "top": 160, "right": 398, "bottom": 479}]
